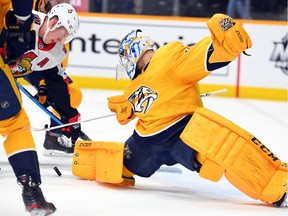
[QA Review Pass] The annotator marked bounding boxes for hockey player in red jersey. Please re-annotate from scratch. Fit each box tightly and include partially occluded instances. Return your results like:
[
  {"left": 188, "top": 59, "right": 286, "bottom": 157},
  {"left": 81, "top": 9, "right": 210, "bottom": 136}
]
[
  {"left": 10, "top": 3, "right": 82, "bottom": 156},
  {"left": 72, "top": 14, "right": 287, "bottom": 207},
  {"left": 0, "top": 0, "right": 56, "bottom": 215},
  {"left": 27, "top": 0, "right": 83, "bottom": 156}
]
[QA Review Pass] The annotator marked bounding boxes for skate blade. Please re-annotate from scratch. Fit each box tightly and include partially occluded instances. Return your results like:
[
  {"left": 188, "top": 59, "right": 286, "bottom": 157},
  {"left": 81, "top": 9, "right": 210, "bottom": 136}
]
[
  {"left": 29, "top": 208, "right": 55, "bottom": 216},
  {"left": 43, "top": 149, "right": 73, "bottom": 157}
]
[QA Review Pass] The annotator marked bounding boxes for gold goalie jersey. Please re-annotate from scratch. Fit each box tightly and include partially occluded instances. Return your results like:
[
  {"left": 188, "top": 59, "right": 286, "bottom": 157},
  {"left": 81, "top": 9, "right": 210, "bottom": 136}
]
[
  {"left": 124, "top": 36, "right": 214, "bottom": 136},
  {"left": 9, "top": 10, "right": 67, "bottom": 77}
]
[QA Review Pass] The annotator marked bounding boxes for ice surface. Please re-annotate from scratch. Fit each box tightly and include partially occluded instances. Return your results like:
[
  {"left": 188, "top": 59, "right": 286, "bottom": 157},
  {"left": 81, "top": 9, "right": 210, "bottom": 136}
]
[{"left": 0, "top": 87, "right": 287, "bottom": 216}]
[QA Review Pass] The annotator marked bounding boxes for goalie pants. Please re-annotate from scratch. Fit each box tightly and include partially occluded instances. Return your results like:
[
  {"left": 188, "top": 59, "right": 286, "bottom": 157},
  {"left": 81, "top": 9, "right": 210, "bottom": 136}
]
[{"left": 124, "top": 115, "right": 199, "bottom": 177}]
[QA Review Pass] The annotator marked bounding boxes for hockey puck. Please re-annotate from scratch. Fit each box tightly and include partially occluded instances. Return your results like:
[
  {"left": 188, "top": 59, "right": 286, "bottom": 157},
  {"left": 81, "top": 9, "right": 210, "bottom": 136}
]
[{"left": 54, "top": 166, "right": 62, "bottom": 176}]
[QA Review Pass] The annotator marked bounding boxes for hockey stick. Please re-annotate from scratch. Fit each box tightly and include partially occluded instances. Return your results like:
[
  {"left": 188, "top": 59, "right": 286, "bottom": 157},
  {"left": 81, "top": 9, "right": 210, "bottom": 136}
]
[
  {"left": 31, "top": 113, "right": 116, "bottom": 132},
  {"left": 200, "top": 88, "right": 227, "bottom": 97},
  {"left": 17, "top": 81, "right": 92, "bottom": 141},
  {"left": 31, "top": 88, "right": 228, "bottom": 132}
]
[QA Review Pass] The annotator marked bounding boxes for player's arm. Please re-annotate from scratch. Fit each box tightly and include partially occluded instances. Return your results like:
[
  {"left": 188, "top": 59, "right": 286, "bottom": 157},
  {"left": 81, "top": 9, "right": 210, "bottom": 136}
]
[
  {"left": 173, "top": 14, "right": 252, "bottom": 83},
  {"left": 3, "top": 0, "right": 35, "bottom": 64},
  {"left": 11, "top": 0, "right": 33, "bottom": 22}
]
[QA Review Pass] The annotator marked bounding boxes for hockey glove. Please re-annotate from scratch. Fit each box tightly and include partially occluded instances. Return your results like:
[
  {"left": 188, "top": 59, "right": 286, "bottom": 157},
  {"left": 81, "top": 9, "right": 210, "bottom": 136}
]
[
  {"left": 107, "top": 95, "right": 136, "bottom": 125},
  {"left": 207, "top": 13, "right": 252, "bottom": 63},
  {"left": 4, "top": 10, "right": 36, "bottom": 64},
  {"left": 61, "top": 112, "right": 81, "bottom": 145},
  {"left": 34, "top": 79, "right": 49, "bottom": 107}
]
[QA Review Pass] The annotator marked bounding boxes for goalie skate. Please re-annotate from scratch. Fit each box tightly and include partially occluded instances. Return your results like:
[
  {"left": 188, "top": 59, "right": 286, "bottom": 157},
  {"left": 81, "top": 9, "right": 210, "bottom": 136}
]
[
  {"left": 43, "top": 131, "right": 74, "bottom": 157},
  {"left": 18, "top": 174, "right": 56, "bottom": 216},
  {"left": 274, "top": 192, "right": 288, "bottom": 208}
]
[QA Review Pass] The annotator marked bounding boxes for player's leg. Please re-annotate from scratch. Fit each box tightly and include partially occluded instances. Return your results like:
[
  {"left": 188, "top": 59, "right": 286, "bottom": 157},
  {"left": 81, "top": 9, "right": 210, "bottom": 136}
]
[
  {"left": 44, "top": 79, "right": 83, "bottom": 156},
  {"left": 25, "top": 72, "right": 82, "bottom": 156},
  {"left": 0, "top": 60, "right": 56, "bottom": 214},
  {"left": 123, "top": 135, "right": 164, "bottom": 177},
  {"left": 72, "top": 134, "right": 167, "bottom": 186},
  {"left": 170, "top": 137, "right": 201, "bottom": 172},
  {"left": 24, "top": 72, "right": 72, "bottom": 155}
]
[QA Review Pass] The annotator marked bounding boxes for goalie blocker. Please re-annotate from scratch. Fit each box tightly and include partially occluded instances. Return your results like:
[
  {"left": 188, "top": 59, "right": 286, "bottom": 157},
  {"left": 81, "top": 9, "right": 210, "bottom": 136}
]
[{"left": 72, "top": 107, "right": 287, "bottom": 206}]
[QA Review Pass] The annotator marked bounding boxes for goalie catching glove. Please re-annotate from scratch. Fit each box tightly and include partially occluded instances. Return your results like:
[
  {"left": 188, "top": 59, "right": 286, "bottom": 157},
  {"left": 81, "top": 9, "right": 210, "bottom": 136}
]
[
  {"left": 3, "top": 10, "right": 36, "bottom": 64},
  {"left": 107, "top": 95, "right": 136, "bottom": 125},
  {"left": 207, "top": 13, "right": 252, "bottom": 63},
  {"left": 61, "top": 112, "right": 81, "bottom": 145}
]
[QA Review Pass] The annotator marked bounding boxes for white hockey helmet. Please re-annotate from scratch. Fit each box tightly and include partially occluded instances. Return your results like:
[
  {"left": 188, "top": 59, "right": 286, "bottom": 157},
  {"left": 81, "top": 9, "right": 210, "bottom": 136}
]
[
  {"left": 46, "top": 3, "right": 79, "bottom": 44},
  {"left": 116, "top": 29, "right": 155, "bottom": 80}
]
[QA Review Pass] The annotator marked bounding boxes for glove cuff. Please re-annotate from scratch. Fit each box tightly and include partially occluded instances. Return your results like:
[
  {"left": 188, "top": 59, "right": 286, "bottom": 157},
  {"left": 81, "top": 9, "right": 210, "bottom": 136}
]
[{"left": 68, "top": 113, "right": 81, "bottom": 123}]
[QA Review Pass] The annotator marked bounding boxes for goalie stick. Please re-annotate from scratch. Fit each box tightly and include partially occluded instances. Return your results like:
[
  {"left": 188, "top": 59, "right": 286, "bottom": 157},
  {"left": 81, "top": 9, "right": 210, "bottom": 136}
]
[
  {"left": 17, "top": 81, "right": 92, "bottom": 141},
  {"left": 31, "top": 88, "right": 228, "bottom": 132},
  {"left": 200, "top": 88, "right": 227, "bottom": 97}
]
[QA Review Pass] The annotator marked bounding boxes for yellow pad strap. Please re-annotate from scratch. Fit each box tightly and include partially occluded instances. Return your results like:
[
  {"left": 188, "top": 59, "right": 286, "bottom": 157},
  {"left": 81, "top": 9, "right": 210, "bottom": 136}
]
[
  {"left": 196, "top": 150, "right": 224, "bottom": 182},
  {"left": 72, "top": 141, "right": 124, "bottom": 184},
  {"left": 199, "top": 158, "right": 225, "bottom": 182},
  {"left": 180, "top": 107, "right": 287, "bottom": 204}
]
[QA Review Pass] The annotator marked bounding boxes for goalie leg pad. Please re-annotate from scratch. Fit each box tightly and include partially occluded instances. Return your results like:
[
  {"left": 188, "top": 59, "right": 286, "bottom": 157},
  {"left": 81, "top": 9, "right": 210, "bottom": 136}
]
[
  {"left": 180, "top": 107, "right": 287, "bottom": 204},
  {"left": 72, "top": 141, "right": 124, "bottom": 184}
]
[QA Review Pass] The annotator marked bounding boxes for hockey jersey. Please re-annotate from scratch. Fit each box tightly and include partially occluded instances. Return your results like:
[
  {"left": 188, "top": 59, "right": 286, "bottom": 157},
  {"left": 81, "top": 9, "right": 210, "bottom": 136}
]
[{"left": 124, "top": 36, "right": 214, "bottom": 136}]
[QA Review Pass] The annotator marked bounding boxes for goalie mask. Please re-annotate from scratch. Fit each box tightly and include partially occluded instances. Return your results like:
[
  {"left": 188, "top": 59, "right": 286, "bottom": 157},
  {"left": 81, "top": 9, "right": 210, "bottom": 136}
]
[
  {"left": 116, "top": 29, "right": 155, "bottom": 80},
  {"left": 43, "top": 3, "right": 79, "bottom": 44}
]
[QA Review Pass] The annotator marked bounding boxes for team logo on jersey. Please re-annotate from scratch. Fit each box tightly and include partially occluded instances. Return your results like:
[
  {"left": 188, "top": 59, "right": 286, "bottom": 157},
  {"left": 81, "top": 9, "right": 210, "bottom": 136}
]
[
  {"left": 128, "top": 86, "right": 158, "bottom": 114},
  {"left": 270, "top": 33, "right": 288, "bottom": 75},
  {"left": 10, "top": 52, "right": 37, "bottom": 77}
]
